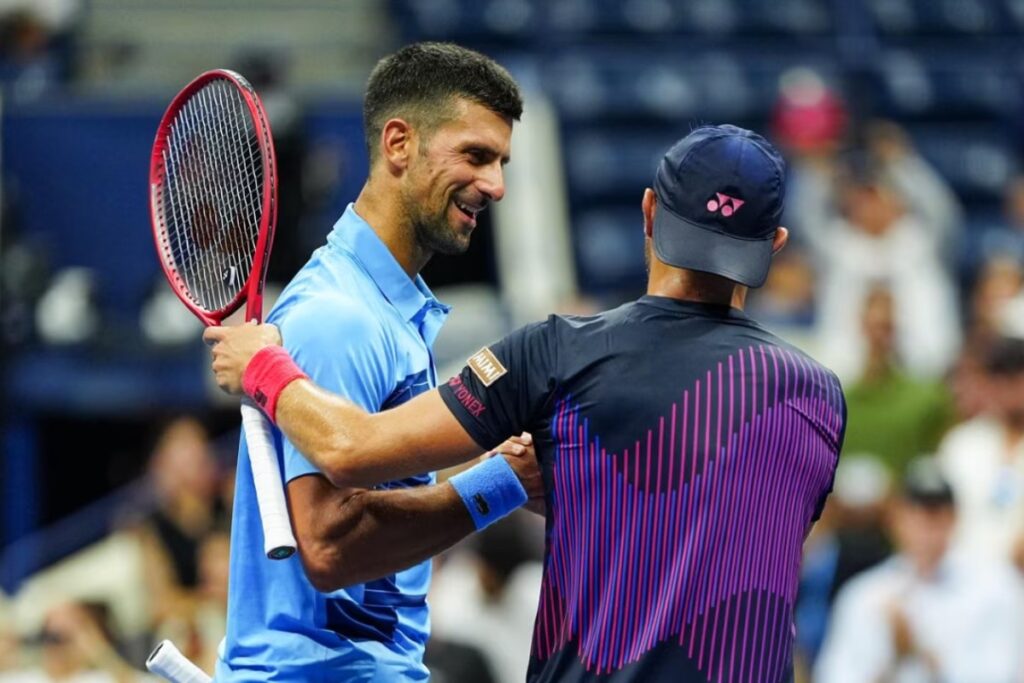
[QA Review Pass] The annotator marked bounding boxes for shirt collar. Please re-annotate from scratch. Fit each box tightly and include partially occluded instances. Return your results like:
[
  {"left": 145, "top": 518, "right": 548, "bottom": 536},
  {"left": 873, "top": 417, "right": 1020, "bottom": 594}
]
[
  {"left": 637, "top": 295, "right": 751, "bottom": 322},
  {"left": 327, "top": 204, "right": 450, "bottom": 324}
]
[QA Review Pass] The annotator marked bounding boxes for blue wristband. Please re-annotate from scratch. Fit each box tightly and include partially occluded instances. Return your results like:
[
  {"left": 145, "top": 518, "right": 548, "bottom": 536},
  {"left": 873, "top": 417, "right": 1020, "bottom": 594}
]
[{"left": 449, "top": 455, "right": 528, "bottom": 530}]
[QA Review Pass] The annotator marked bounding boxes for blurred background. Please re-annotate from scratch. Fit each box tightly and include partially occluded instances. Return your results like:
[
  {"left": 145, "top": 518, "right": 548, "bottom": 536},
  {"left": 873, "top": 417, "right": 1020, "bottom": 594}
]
[{"left": 3, "top": 0, "right": 1024, "bottom": 681}]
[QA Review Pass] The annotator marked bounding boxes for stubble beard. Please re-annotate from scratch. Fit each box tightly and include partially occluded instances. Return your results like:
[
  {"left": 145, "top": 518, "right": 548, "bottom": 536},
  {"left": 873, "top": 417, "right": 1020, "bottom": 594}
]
[
  {"left": 408, "top": 192, "right": 471, "bottom": 256},
  {"left": 415, "top": 212, "right": 469, "bottom": 256}
]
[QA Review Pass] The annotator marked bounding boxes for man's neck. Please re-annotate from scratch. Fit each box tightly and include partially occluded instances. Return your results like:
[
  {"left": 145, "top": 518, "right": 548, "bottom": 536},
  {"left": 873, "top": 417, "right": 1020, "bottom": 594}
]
[
  {"left": 646, "top": 265, "right": 747, "bottom": 309},
  {"left": 354, "top": 180, "right": 431, "bottom": 279}
]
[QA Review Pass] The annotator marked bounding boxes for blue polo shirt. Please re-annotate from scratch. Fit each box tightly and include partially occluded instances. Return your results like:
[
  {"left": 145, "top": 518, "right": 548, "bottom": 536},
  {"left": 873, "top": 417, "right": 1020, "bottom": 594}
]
[{"left": 216, "top": 205, "right": 450, "bottom": 682}]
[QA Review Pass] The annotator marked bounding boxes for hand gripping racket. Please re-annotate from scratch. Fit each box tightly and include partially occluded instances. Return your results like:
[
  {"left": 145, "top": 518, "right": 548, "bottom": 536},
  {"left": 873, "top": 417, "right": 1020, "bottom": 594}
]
[{"left": 150, "top": 69, "right": 296, "bottom": 560}]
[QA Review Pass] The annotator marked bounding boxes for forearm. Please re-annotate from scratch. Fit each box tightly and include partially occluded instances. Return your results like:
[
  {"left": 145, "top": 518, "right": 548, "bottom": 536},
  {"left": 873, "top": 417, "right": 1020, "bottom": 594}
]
[{"left": 301, "top": 481, "right": 475, "bottom": 591}]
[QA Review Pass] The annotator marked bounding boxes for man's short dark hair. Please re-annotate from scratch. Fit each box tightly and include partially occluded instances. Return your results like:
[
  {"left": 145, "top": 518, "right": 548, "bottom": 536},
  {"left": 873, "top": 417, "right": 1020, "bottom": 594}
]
[{"left": 363, "top": 42, "right": 523, "bottom": 162}]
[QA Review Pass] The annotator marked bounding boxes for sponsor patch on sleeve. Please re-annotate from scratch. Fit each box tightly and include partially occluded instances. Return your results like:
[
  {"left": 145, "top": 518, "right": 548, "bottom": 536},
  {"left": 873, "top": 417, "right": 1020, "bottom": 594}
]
[{"left": 467, "top": 347, "right": 508, "bottom": 386}]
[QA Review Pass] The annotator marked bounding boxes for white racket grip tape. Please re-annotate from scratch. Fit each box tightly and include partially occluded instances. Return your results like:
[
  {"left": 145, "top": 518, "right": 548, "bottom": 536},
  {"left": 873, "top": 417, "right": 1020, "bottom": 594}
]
[
  {"left": 146, "top": 640, "right": 212, "bottom": 683},
  {"left": 240, "top": 399, "right": 297, "bottom": 559}
]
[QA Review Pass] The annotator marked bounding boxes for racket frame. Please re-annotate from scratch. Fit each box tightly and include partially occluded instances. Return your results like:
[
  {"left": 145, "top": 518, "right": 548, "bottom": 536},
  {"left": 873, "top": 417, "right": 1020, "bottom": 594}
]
[
  {"left": 149, "top": 69, "right": 295, "bottom": 561},
  {"left": 149, "top": 68, "right": 278, "bottom": 326}
]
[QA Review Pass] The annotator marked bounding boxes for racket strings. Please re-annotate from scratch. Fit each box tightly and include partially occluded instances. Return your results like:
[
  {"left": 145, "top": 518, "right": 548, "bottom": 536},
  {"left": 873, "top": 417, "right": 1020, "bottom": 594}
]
[{"left": 160, "top": 78, "right": 265, "bottom": 312}]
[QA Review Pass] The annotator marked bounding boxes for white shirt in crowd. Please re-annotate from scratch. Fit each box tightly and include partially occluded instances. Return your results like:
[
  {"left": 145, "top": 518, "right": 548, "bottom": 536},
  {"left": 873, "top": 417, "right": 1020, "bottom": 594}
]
[
  {"left": 430, "top": 553, "right": 542, "bottom": 683},
  {"left": 938, "top": 417, "right": 1024, "bottom": 562},
  {"left": 815, "top": 215, "right": 961, "bottom": 382},
  {"left": 814, "top": 553, "right": 1024, "bottom": 683}
]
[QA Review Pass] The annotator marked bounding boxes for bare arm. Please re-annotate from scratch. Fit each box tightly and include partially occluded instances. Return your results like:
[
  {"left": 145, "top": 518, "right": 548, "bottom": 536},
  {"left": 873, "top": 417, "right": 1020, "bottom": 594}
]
[
  {"left": 207, "top": 322, "right": 487, "bottom": 489},
  {"left": 275, "top": 379, "right": 482, "bottom": 489},
  {"left": 290, "top": 435, "right": 542, "bottom": 591},
  {"left": 290, "top": 474, "right": 473, "bottom": 591}
]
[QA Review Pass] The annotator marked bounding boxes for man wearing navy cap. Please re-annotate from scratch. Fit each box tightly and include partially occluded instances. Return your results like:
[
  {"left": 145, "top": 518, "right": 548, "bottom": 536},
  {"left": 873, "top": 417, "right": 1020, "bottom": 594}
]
[{"left": 207, "top": 124, "right": 848, "bottom": 682}]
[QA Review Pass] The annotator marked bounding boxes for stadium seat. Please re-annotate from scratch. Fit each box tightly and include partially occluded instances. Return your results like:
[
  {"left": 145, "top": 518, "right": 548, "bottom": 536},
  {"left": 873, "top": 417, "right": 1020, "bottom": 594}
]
[
  {"left": 908, "top": 123, "right": 1020, "bottom": 201},
  {"left": 870, "top": 47, "right": 1019, "bottom": 120},
  {"left": 572, "top": 208, "right": 647, "bottom": 294}
]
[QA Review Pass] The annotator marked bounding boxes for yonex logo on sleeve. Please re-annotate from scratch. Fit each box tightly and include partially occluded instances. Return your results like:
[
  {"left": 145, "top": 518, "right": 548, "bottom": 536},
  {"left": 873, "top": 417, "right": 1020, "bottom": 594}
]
[
  {"left": 468, "top": 347, "right": 508, "bottom": 386},
  {"left": 707, "top": 192, "right": 745, "bottom": 217}
]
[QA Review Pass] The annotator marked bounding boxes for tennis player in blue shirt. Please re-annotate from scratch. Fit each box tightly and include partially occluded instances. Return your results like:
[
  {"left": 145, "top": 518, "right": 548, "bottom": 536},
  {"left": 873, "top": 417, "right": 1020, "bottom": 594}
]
[
  {"left": 211, "top": 43, "right": 536, "bottom": 682},
  {"left": 208, "top": 125, "right": 846, "bottom": 683}
]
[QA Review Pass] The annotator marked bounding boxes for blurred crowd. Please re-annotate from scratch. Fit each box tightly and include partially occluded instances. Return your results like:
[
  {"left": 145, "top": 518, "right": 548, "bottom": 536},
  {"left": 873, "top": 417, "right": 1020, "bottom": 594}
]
[
  {"left": 5, "top": 2, "right": 1024, "bottom": 683},
  {"left": 755, "top": 70, "right": 1024, "bottom": 682}
]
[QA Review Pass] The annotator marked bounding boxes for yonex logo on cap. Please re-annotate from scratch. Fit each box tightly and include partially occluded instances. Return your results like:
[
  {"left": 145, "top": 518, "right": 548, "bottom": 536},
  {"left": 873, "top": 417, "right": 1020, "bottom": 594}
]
[{"left": 706, "top": 192, "right": 745, "bottom": 217}]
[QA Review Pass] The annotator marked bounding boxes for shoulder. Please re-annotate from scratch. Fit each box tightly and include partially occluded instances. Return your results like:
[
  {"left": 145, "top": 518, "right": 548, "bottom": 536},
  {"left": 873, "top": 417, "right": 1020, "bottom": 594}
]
[
  {"left": 775, "top": 341, "right": 846, "bottom": 395},
  {"left": 279, "top": 289, "right": 380, "bottom": 329},
  {"left": 273, "top": 291, "right": 386, "bottom": 348},
  {"left": 537, "top": 303, "right": 636, "bottom": 342}
]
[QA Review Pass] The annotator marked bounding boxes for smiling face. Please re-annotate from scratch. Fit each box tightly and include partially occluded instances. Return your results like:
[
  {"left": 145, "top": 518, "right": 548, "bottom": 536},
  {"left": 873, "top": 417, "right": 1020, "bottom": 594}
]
[{"left": 400, "top": 98, "right": 513, "bottom": 256}]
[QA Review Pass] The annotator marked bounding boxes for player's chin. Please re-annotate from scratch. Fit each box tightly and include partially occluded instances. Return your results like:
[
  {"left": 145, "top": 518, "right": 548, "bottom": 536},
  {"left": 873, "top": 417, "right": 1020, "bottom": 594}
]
[{"left": 436, "top": 229, "right": 472, "bottom": 255}]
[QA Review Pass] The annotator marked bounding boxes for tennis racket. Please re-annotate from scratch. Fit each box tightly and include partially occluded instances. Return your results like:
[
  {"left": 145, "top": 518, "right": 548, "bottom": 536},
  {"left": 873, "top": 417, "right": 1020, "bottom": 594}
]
[
  {"left": 149, "top": 69, "right": 296, "bottom": 560},
  {"left": 146, "top": 640, "right": 212, "bottom": 683}
]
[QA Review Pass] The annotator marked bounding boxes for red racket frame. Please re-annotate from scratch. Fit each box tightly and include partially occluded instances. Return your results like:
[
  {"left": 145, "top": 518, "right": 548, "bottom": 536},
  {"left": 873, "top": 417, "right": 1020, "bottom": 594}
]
[{"left": 149, "top": 69, "right": 278, "bottom": 327}]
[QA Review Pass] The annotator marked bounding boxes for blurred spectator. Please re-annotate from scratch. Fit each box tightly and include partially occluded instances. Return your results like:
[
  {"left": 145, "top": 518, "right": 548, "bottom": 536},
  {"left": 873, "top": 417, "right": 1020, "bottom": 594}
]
[
  {"left": 429, "top": 514, "right": 542, "bottom": 683},
  {"left": 862, "top": 121, "right": 963, "bottom": 261},
  {"left": 795, "top": 455, "right": 892, "bottom": 674},
  {"left": 0, "top": 1, "right": 78, "bottom": 99},
  {"left": 0, "top": 601, "right": 155, "bottom": 682},
  {"left": 772, "top": 67, "right": 848, "bottom": 160},
  {"left": 975, "top": 175, "right": 1024, "bottom": 268},
  {"left": 772, "top": 67, "right": 848, "bottom": 250},
  {"left": 814, "top": 157, "right": 961, "bottom": 380},
  {"left": 0, "top": 595, "right": 17, "bottom": 672},
  {"left": 814, "top": 459, "right": 1024, "bottom": 683},
  {"left": 149, "top": 530, "right": 229, "bottom": 675},
  {"left": 133, "top": 418, "right": 226, "bottom": 623},
  {"left": 964, "top": 256, "right": 1024, "bottom": 351},
  {"left": 939, "top": 336, "right": 1024, "bottom": 563},
  {"left": 841, "top": 286, "right": 955, "bottom": 474},
  {"left": 947, "top": 343, "right": 990, "bottom": 422},
  {"left": 745, "top": 248, "right": 818, "bottom": 351}
]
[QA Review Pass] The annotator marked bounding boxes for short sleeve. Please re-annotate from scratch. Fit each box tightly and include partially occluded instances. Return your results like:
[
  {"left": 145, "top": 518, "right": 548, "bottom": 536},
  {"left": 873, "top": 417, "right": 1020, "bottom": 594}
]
[
  {"left": 271, "top": 295, "right": 391, "bottom": 483},
  {"left": 438, "top": 318, "right": 558, "bottom": 451}
]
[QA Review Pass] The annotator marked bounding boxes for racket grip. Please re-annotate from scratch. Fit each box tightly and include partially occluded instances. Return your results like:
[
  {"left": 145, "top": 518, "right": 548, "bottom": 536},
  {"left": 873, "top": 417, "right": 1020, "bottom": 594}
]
[
  {"left": 146, "top": 640, "right": 212, "bottom": 683},
  {"left": 240, "top": 399, "right": 298, "bottom": 560}
]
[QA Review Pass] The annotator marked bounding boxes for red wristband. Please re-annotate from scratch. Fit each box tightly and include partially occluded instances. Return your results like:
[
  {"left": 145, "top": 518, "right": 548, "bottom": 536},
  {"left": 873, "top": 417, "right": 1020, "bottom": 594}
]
[{"left": 242, "top": 346, "right": 308, "bottom": 423}]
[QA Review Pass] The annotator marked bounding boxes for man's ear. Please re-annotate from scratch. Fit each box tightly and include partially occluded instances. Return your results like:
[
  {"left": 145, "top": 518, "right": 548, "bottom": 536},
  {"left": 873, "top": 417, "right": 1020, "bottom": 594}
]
[
  {"left": 643, "top": 188, "right": 656, "bottom": 238},
  {"left": 380, "top": 118, "right": 415, "bottom": 172},
  {"left": 772, "top": 226, "right": 789, "bottom": 255}
]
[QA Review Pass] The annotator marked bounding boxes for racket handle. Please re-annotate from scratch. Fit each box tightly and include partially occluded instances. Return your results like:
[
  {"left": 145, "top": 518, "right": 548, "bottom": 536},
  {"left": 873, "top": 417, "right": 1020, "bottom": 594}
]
[
  {"left": 240, "top": 399, "right": 298, "bottom": 560},
  {"left": 146, "top": 640, "right": 212, "bottom": 683}
]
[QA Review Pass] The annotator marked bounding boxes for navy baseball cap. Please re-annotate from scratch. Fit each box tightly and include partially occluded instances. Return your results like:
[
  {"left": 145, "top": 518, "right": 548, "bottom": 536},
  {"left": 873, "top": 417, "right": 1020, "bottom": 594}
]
[{"left": 652, "top": 124, "right": 787, "bottom": 287}]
